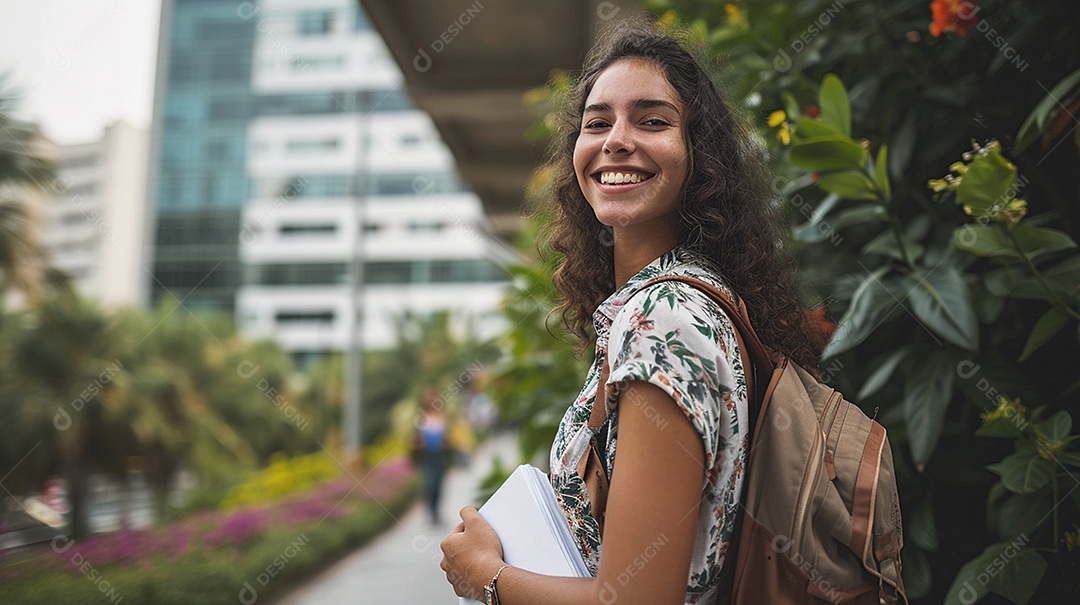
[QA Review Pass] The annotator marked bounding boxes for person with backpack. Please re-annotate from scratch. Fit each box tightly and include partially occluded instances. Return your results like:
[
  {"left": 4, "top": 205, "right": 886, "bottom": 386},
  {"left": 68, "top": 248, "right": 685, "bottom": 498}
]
[
  {"left": 413, "top": 387, "right": 453, "bottom": 526},
  {"left": 440, "top": 18, "right": 906, "bottom": 605}
]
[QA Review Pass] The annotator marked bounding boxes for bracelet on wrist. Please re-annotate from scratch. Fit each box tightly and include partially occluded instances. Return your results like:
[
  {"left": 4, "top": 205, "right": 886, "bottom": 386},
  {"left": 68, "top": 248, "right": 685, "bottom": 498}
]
[{"left": 484, "top": 564, "right": 509, "bottom": 605}]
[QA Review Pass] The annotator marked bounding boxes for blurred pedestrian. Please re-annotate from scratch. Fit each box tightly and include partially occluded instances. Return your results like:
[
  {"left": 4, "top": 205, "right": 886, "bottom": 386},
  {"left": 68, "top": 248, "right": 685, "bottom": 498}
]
[{"left": 412, "top": 387, "right": 451, "bottom": 525}]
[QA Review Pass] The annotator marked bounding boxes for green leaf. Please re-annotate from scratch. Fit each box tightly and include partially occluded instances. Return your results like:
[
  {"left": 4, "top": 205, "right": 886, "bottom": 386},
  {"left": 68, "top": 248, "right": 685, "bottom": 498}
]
[
  {"left": 863, "top": 230, "right": 925, "bottom": 262},
  {"left": 815, "top": 171, "right": 879, "bottom": 200},
  {"left": 908, "top": 496, "right": 938, "bottom": 551},
  {"left": 792, "top": 193, "right": 842, "bottom": 244},
  {"left": 944, "top": 540, "right": 1044, "bottom": 605},
  {"left": 986, "top": 254, "right": 1080, "bottom": 302},
  {"left": 823, "top": 269, "right": 896, "bottom": 358},
  {"left": 999, "top": 449, "right": 1054, "bottom": 494},
  {"left": 793, "top": 117, "right": 841, "bottom": 139},
  {"left": 904, "top": 351, "right": 956, "bottom": 468},
  {"left": 969, "top": 276, "right": 1005, "bottom": 323},
  {"left": 1038, "top": 410, "right": 1071, "bottom": 442},
  {"left": 902, "top": 546, "right": 932, "bottom": 600},
  {"left": 789, "top": 136, "right": 866, "bottom": 172},
  {"left": 831, "top": 204, "right": 887, "bottom": 231},
  {"left": 953, "top": 224, "right": 1077, "bottom": 259},
  {"left": 1014, "top": 66, "right": 1080, "bottom": 154},
  {"left": 1019, "top": 307, "right": 1071, "bottom": 361},
  {"left": 986, "top": 548, "right": 1046, "bottom": 605},
  {"left": 818, "top": 73, "right": 851, "bottom": 136},
  {"left": 873, "top": 145, "right": 891, "bottom": 202},
  {"left": 996, "top": 489, "right": 1053, "bottom": 540},
  {"left": 857, "top": 346, "right": 914, "bottom": 400},
  {"left": 956, "top": 145, "right": 1019, "bottom": 216},
  {"left": 904, "top": 266, "right": 979, "bottom": 351},
  {"left": 1007, "top": 224, "right": 1078, "bottom": 259},
  {"left": 1059, "top": 451, "right": 1080, "bottom": 468},
  {"left": 951, "top": 225, "right": 1017, "bottom": 258}
]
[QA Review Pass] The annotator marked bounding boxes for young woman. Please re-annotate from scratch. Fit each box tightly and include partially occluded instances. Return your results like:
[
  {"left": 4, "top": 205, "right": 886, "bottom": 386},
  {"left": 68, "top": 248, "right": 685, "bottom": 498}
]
[{"left": 441, "top": 21, "right": 825, "bottom": 605}]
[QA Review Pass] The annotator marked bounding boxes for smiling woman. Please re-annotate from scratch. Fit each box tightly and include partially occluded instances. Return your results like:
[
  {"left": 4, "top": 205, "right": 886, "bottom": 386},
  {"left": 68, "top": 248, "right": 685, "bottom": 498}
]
[{"left": 439, "top": 17, "right": 827, "bottom": 605}]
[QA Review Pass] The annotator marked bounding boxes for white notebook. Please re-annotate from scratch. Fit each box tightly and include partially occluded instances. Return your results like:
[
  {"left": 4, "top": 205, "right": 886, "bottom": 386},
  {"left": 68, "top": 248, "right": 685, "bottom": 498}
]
[{"left": 459, "top": 464, "right": 590, "bottom": 604}]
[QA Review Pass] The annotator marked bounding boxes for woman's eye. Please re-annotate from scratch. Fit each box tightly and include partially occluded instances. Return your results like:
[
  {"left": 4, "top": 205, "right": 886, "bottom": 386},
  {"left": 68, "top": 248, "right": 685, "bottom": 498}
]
[
  {"left": 643, "top": 118, "right": 669, "bottom": 126},
  {"left": 584, "top": 120, "right": 609, "bottom": 129}
]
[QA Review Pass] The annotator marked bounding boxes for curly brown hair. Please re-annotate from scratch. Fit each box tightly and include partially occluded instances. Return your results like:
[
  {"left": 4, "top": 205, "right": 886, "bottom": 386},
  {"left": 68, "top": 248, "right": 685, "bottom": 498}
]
[{"left": 544, "top": 20, "right": 825, "bottom": 372}]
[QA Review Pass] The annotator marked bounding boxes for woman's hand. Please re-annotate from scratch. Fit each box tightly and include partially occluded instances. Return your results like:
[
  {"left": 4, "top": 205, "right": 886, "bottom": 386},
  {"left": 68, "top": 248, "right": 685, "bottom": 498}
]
[{"left": 440, "top": 506, "right": 506, "bottom": 600}]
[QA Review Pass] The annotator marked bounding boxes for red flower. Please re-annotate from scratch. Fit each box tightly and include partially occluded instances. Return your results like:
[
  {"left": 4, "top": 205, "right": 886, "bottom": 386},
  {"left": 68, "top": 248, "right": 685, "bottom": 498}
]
[
  {"left": 806, "top": 307, "right": 837, "bottom": 345},
  {"left": 929, "top": 0, "right": 979, "bottom": 37},
  {"left": 805, "top": 104, "right": 820, "bottom": 118}
]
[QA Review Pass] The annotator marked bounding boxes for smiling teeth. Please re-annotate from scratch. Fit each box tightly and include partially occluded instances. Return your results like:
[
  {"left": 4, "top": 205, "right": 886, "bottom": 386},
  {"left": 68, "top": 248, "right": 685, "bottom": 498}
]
[{"left": 600, "top": 172, "right": 647, "bottom": 184}]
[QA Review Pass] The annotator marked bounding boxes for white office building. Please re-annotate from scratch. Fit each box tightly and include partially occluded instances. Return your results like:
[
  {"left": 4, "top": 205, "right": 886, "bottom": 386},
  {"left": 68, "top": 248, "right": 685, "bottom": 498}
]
[
  {"left": 42, "top": 120, "right": 149, "bottom": 308},
  {"left": 228, "top": 0, "right": 512, "bottom": 357}
]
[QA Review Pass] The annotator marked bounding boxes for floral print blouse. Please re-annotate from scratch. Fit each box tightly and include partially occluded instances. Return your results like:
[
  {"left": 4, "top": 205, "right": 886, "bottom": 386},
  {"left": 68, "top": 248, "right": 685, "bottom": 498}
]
[{"left": 548, "top": 246, "right": 749, "bottom": 604}]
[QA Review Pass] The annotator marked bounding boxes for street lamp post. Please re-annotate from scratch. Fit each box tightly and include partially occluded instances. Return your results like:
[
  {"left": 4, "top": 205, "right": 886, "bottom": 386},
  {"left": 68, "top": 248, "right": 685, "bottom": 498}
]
[{"left": 343, "top": 92, "right": 370, "bottom": 471}]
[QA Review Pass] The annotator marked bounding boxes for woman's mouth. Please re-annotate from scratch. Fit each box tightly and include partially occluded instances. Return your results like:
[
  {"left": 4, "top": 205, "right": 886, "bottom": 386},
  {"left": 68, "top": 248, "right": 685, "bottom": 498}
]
[{"left": 592, "top": 171, "right": 656, "bottom": 186}]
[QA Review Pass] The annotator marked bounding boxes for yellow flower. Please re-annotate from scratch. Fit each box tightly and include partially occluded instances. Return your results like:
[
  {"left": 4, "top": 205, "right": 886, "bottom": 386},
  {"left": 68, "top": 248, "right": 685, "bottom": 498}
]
[
  {"left": 1065, "top": 526, "right": 1080, "bottom": 552},
  {"left": 928, "top": 178, "right": 950, "bottom": 192},
  {"left": 724, "top": 3, "right": 747, "bottom": 27},
  {"left": 767, "top": 110, "right": 792, "bottom": 145},
  {"left": 980, "top": 396, "right": 1025, "bottom": 424},
  {"left": 1036, "top": 431, "right": 1063, "bottom": 461},
  {"left": 992, "top": 198, "right": 1028, "bottom": 225}
]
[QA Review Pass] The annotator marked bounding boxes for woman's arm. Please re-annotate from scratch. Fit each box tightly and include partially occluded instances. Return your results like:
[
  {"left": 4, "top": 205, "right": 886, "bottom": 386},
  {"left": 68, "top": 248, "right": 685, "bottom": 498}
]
[{"left": 441, "top": 380, "right": 706, "bottom": 605}]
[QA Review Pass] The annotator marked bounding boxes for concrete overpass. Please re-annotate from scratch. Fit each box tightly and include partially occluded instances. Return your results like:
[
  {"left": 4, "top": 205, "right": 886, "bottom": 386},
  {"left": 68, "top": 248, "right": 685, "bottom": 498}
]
[{"left": 358, "top": 0, "right": 639, "bottom": 236}]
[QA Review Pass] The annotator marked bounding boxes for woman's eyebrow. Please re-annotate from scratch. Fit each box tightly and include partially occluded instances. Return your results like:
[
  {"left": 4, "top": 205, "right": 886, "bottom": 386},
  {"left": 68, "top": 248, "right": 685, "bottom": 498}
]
[
  {"left": 583, "top": 99, "right": 680, "bottom": 114},
  {"left": 633, "top": 99, "right": 679, "bottom": 113}
]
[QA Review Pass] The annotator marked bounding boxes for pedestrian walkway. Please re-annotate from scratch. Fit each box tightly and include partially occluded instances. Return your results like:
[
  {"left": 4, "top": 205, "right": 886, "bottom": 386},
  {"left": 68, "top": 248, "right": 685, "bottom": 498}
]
[{"left": 269, "top": 431, "right": 521, "bottom": 605}]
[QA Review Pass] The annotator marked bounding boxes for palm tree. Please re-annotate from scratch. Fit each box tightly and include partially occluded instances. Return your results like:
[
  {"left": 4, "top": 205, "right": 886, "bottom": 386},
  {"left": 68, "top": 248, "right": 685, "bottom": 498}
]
[
  {"left": 10, "top": 294, "right": 126, "bottom": 537},
  {"left": 0, "top": 81, "right": 55, "bottom": 301}
]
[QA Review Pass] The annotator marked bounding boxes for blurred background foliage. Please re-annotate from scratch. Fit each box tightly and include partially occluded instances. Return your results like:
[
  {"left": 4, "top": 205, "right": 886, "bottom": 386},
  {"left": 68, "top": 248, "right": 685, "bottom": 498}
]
[
  {"left": 3, "top": 1, "right": 1080, "bottom": 603},
  {"left": 491, "top": 0, "right": 1080, "bottom": 603}
]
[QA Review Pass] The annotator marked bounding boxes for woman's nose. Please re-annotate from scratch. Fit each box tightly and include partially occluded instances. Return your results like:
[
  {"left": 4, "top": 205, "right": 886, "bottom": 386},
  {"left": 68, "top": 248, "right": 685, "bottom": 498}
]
[{"left": 602, "top": 121, "right": 634, "bottom": 155}]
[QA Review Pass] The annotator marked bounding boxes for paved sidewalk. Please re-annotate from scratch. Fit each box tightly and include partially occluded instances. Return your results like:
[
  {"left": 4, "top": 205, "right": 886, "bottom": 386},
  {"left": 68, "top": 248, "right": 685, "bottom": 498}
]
[{"left": 270, "top": 432, "right": 521, "bottom": 605}]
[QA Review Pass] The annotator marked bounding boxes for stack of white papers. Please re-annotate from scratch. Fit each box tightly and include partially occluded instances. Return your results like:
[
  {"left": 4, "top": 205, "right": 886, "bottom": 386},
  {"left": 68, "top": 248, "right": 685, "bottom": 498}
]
[{"left": 460, "top": 464, "right": 590, "bottom": 604}]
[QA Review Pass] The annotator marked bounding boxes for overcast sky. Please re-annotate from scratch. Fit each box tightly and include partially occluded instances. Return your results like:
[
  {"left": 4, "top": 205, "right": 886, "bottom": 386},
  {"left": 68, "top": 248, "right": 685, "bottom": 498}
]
[{"left": 0, "top": 0, "right": 161, "bottom": 145}]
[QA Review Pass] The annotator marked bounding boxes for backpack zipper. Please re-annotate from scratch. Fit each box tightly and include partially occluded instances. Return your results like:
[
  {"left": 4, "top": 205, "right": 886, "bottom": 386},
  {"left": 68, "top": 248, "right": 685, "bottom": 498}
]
[{"left": 791, "top": 392, "right": 844, "bottom": 551}]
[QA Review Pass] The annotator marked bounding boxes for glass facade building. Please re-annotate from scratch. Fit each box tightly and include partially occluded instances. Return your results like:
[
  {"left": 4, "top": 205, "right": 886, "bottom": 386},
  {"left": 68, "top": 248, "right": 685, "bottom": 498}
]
[{"left": 148, "top": 0, "right": 510, "bottom": 353}]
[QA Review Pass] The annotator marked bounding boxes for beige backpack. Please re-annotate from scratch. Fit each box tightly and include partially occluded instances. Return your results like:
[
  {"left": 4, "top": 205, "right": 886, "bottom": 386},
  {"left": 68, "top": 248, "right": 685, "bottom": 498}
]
[{"left": 646, "top": 275, "right": 909, "bottom": 605}]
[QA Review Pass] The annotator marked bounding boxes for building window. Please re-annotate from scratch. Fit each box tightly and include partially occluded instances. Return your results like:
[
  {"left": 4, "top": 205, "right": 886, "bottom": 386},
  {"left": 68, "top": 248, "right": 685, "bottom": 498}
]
[
  {"left": 275, "top": 310, "right": 335, "bottom": 325},
  {"left": 249, "top": 263, "right": 348, "bottom": 286},
  {"left": 369, "top": 88, "right": 412, "bottom": 112},
  {"left": 279, "top": 224, "right": 337, "bottom": 236},
  {"left": 364, "top": 261, "right": 412, "bottom": 284},
  {"left": 372, "top": 174, "right": 418, "bottom": 196},
  {"left": 408, "top": 221, "right": 444, "bottom": 233},
  {"left": 297, "top": 11, "right": 333, "bottom": 35},
  {"left": 292, "top": 55, "right": 345, "bottom": 71},
  {"left": 285, "top": 138, "right": 340, "bottom": 153},
  {"left": 252, "top": 175, "right": 353, "bottom": 199}
]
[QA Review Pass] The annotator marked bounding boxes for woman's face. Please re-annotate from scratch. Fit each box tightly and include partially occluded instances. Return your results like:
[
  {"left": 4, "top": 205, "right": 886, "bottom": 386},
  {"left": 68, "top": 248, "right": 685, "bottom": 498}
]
[{"left": 573, "top": 57, "right": 688, "bottom": 238}]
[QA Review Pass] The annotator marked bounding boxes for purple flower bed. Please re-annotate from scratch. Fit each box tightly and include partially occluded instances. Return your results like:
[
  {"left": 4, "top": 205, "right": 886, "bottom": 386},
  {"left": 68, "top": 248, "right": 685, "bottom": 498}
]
[
  {"left": 203, "top": 508, "right": 270, "bottom": 548},
  {"left": 4, "top": 457, "right": 415, "bottom": 577}
]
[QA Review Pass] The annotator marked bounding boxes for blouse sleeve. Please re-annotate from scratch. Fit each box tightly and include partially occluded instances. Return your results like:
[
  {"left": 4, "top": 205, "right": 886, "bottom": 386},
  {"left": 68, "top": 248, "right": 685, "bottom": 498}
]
[{"left": 604, "top": 280, "right": 744, "bottom": 487}]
